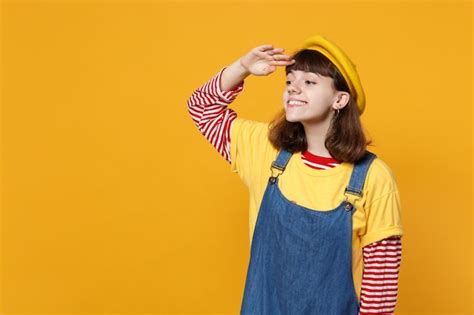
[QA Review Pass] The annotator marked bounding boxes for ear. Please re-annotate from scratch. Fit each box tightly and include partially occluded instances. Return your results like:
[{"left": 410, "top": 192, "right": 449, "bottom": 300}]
[{"left": 331, "top": 91, "right": 350, "bottom": 110}]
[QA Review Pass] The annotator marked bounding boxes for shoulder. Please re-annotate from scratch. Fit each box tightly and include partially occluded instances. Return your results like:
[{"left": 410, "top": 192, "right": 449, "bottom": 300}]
[
  {"left": 358, "top": 154, "right": 404, "bottom": 246},
  {"left": 230, "top": 116, "right": 273, "bottom": 175},
  {"left": 367, "top": 155, "right": 398, "bottom": 183},
  {"left": 231, "top": 116, "right": 270, "bottom": 135},
  {"left": 230, "top": 117, "right": 271, "bottom": 147},
  {"left": 363, "top": 154, "right": 400, "bottom": 202}
]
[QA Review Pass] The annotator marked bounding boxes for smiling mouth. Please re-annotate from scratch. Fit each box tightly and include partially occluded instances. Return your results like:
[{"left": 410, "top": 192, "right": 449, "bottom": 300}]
[{"left": 287, "top": 103, "right": 307, "bottom": 108}]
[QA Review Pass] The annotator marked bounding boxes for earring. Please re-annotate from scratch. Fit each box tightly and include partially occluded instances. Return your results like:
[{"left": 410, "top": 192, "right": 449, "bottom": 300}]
[{"left": 335, "top": 108, "right": 340, "bottom": 119}]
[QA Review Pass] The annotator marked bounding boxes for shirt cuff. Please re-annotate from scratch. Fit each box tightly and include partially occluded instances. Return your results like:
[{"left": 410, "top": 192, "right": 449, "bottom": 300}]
[{"left": 360, "top": 226, "right": 404, "bottom": 248}]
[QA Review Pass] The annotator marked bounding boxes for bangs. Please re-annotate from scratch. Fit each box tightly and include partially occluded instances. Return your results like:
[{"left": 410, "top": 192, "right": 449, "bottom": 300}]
[
  {"left": 285, "top": 49, "right": 335, "bottom": 78},
  {"left": 285, "top": 49, "right": 350, "bottom": 93}
]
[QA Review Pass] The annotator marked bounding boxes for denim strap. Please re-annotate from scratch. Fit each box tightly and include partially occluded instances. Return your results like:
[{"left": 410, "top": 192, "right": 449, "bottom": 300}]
[
  {"left": 271, "top": 149, "right": 293, "bottom": 170},
  {"left": 344, "top": 151, "right": 377, "bottom": 204}
]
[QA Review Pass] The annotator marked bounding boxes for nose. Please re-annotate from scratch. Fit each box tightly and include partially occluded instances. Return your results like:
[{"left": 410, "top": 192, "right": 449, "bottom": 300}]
[{"left": 287, "top": 82, "right": 301, "bottom": 94}]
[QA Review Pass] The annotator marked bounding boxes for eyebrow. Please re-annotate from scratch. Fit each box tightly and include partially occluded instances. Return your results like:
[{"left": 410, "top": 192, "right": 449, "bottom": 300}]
[{"left": 287, "top": 70, "right": 320, "bottom": 77}]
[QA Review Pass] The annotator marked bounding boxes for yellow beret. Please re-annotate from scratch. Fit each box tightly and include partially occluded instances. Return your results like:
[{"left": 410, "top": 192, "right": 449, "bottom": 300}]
[{"left": 302, "top": 35, "right": 366, "bottom": 115}]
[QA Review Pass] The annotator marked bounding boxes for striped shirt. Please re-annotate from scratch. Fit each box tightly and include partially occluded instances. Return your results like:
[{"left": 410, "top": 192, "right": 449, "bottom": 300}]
[{"left": 187, "top": 67, "right": 402, "bottom": 315}]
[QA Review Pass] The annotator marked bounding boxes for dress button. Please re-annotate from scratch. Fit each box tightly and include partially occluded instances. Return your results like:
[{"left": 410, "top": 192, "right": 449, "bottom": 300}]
[{"left": 345, "top": 203, "right": 353, "bottom": 211}]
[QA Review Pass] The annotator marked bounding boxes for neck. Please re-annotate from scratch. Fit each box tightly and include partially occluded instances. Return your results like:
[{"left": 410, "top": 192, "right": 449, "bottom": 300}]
[{"left": 302, "top": 117, "right": 333, "bottom": 158}]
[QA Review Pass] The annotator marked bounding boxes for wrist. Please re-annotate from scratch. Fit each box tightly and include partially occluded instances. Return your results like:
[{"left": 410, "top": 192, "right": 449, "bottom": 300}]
[{"left": 238, "top": 58, "right": 251, "bottom": 76}]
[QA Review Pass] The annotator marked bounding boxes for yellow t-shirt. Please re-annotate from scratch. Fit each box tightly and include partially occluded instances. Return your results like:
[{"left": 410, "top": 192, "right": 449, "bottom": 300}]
[{"left": 230, "top": 116, "right": 404, "bottom": 303}]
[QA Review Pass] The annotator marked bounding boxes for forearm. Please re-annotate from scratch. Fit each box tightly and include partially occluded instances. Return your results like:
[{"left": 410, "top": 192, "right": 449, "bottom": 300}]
[
  {"left": 220, "top": 58, "right": 250, "bottom": 92},
  {"left": 359, "top": 235, "right": 402, "bottom": 315},
  {"left": 187, "top": 67, "right": 244, "bottom": 163}
]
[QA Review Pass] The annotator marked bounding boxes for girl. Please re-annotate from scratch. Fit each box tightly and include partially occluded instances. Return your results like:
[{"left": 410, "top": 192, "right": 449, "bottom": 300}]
[{"left": 187, "top": 35, "right": 403, "bottom": 315}]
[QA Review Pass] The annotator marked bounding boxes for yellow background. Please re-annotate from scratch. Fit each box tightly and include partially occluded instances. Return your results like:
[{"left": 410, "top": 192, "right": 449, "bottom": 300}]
[{"left": 1, "top": 0, "right": 472, "bottom": 314}]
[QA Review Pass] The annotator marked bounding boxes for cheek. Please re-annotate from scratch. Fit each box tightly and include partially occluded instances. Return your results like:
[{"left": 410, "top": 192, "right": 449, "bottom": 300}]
[{"left": 309, "top": 91, "right": 332, "bottom": 105}]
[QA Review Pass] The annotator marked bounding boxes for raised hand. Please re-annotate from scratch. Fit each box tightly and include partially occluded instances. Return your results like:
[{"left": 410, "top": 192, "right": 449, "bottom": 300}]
[{"left": 239, "top": 44, "right": 295, "bottom": 76}]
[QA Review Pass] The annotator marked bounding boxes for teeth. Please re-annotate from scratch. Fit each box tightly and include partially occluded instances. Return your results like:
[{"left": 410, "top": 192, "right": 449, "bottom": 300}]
[{"left": 288, "top": 100, "right": 307, "bottom": 105}]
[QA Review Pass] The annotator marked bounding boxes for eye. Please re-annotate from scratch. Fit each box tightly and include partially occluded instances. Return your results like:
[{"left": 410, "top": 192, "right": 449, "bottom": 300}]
[{"left": 285, "top": 80, "right": 316, "bottom": 85}]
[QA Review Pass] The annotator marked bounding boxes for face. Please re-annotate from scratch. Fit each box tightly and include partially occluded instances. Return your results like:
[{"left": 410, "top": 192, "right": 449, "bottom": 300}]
[{"left": 283, "top": 70, "right": 338, "bottom": 124}]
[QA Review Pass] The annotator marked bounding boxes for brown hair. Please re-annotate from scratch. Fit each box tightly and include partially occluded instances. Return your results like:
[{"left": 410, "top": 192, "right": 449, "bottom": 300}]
[{"left": 268, "top": 49, "right": 373, "bottom": 163}]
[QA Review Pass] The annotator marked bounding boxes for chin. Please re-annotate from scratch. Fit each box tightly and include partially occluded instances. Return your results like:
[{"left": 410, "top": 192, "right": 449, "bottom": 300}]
[{"left": 285, "top": 115, "right": 302, "bottom": 123}]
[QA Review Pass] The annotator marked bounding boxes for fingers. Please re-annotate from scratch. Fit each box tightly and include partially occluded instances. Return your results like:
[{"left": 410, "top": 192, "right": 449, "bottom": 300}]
[
  {"left": 260, "top": 47, "right": 291, "bottom": 59},
  {"left": 268, "top": 47, "right": 284, "bottom": 55},
  {"left": 270, "top": 52, "right": 295, "bottom": 64},
  {"left": 269, "top": 52, "right": 296, "bottom": 66},
  {"left": 271, "top": 53, "right": 292, "bottom": 60},
  {"left": 269, "top": 60, "right": 296, "bottom": 66},
  {"left": 258, "top": 45, "right": 285, "bottom": 55},
  {"left": 256, "top": 46, "right": 296, "bottom": 66},
  {"left": 258, "top": 44, "right": 274, "bottom": 51}
]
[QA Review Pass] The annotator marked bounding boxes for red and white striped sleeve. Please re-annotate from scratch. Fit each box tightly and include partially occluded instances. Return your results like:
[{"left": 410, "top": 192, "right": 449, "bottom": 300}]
[
  {"left": 359, "top": 235, "right": 402, "bottom": 315},
  {"left": 186, "top": 66, "right": 244, "bottom": 163}
]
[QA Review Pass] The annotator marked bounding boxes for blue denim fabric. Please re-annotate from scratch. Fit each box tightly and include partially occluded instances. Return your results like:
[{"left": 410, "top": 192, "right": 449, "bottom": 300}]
[{"left": 240, "top": 149, "right": 377, "bottom": 315}]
